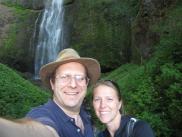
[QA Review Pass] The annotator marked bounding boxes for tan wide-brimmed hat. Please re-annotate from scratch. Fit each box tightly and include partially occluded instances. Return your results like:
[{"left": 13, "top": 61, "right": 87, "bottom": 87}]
[{"left": 40, "top": 48, "right": 101, "bottom": 89}]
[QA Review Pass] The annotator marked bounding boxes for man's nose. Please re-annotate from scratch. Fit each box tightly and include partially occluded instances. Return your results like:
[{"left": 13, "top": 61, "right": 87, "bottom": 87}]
[{"left": 69, "top": 77, "right": 77, "bottom": 88}]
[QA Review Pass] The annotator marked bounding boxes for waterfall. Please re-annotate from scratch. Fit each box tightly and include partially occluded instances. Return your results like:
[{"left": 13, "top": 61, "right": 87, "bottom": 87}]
[{"left": 34, "top": 0, "right": 65, "bottom": 79}]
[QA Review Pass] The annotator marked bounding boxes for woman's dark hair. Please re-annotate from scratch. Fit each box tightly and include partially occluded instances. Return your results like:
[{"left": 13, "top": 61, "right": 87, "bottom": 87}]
[{"left": 92, "top": 79, "right": 125, "bottom": 114}]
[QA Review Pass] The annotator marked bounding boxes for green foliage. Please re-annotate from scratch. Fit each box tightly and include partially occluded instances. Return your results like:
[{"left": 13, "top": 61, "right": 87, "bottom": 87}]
[
  {"left": 90, "top": 59, "right": 181, "bottom": 136},
  {"left": 149, "top": 4, "right": 182, "bottom": 136},
  {"left": 0, "top": 24, "right": 19, "bottom": 67},
  {"left": 72, "top": 0, "right": 140, "bottom": 69},
  {"left": 0, "top": 5, "right": 37, "bottom": 71},
  {"left": 87, "top": 3, "right": 182, "bottom": 134},
  {"left": 0, "top": 63, "right": 50, "bottom": 118},
  {"left": 0, "top": 22, "right": 30, "bottom": 70},
  {"left": 1, "top": 1, "right": 27, "bottom": 10},
  {"left": 0, "top": 1, "right": 181, "bottom": 137}
]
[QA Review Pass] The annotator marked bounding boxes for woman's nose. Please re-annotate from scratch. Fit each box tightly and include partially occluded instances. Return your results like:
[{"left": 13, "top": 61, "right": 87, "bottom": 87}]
[{"left": 100, "top": 100, "right": 107, "bottom": 108}]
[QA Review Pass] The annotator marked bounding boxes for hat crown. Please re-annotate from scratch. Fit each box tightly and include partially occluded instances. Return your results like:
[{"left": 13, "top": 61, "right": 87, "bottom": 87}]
[{"left": 56, "top": 48, "right": 80, "bottom": 62}]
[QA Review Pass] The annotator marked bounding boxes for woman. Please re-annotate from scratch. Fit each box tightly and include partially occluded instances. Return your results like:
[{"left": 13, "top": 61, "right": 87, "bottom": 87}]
[{"left": 92, "top": 80, "right": 155, "bottom": 137}]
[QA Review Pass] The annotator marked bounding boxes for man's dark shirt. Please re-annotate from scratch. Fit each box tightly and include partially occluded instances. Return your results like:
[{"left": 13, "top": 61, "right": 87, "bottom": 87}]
[{"left": 26, "top": 100, "right": 94, "bottom": 137}]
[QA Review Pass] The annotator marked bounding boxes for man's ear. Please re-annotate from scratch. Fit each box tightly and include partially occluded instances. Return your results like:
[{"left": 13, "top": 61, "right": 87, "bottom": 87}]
[{"left": 50, "top": 79, "right": 54, "bottom": 91}]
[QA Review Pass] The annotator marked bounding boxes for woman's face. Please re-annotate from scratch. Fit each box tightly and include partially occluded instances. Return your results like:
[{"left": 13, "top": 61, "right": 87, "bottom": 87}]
[{"left": 93, "top": 85, "right": 122, "bottom": 125}]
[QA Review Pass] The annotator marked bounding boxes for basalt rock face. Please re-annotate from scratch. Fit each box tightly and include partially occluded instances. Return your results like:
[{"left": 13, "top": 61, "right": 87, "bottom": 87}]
[
  {"left": 131, "top": 0, "right": 177, "bottom": 63},
  {"left": 0, "top": 4, "right": 14, "bottom": 47},
  {"left": 0, "top": 0, "right": 75, "bottom": 76},
  {"left": 0, "top": 0, "right": 44, "bottom": 9},
  {"left": 0, "top": 0, "right": 75, "bottom": 9},
  {"left": 0, "top": 0, "right": 179, "bottom": 74},
  {"left": 70, "top": 0, "right": 177, "bottom": 70},
  {"left": 70, "top": 1, "right": 125, "bottom": 70},
  {"left": 0, "top": 2, "right": 40, "bottom": 74},
  {"left": 70, "top": 0, "right": 132, "bottom": 72}
]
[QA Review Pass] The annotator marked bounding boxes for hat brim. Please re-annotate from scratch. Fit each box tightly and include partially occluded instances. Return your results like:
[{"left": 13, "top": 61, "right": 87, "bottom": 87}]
[{"left": 40, "top": 58, "right": 101, "bottom": 89}]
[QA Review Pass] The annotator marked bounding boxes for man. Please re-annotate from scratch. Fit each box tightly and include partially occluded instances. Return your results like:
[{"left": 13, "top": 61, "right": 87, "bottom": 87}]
[{"left": 0, "top": 48, "right": 101, "bottom": 137}]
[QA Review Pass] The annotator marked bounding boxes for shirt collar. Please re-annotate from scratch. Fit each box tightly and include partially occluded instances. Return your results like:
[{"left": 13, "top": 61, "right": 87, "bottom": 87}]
[{"left": 48, "top": 100, "right": 89, "bottom": 124}]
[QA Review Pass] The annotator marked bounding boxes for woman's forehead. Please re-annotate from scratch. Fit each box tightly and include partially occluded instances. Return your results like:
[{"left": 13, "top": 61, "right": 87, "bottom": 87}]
[{"left": 94, "top": 85, "right": 118, "bottom": 96}]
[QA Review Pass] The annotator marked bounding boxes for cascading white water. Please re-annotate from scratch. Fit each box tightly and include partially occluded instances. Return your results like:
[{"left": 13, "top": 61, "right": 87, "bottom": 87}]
[{"left": 34, "top": 0, "right": 65, "bottom": 79}]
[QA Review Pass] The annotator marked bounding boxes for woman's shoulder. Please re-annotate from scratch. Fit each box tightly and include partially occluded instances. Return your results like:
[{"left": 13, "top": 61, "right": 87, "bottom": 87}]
[
  {"left": 133, "top": 118, "right": 155, "bottom": 137},
  {"left": 123, "top": 115, "right": 150, "bottom": 127},
  {"left": 96, "top": 115, "right": 155, "bottom": 137},
  {"left": 123, "top": 115, "right": 155, "bottom": 137}
]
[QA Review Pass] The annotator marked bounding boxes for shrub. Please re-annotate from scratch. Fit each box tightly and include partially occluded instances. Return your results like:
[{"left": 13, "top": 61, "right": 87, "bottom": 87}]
[{"left": 0, "top": 63, "right": 50, "bottom": 118}]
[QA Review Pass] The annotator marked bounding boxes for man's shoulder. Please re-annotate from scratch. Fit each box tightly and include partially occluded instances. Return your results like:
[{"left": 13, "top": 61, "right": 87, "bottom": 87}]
[{"left": 26, "top": 100, "right": 53, "bottom": 117}]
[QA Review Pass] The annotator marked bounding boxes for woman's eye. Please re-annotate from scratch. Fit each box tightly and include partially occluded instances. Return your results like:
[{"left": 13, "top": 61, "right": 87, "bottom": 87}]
[{"left": 107, "top": 98, "right": 113, "bottom": 101}]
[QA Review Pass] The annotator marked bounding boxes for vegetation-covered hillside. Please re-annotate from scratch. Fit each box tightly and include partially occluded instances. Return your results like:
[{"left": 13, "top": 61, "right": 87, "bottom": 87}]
[
  {"left": 87, "top": 1, "right": 182, "bottom": 136},
  {"left": 0, "top": 0, "right": 181, "bottom": 137},
  {"left": 0, "top": 63, "right": 50, "bottom": 118}
]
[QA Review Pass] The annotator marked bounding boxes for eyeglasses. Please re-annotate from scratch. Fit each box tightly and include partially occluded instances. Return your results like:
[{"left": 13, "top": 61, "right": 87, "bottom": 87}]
[{"left": 55, "top": 74, "right": 89, "bottom": 86}]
